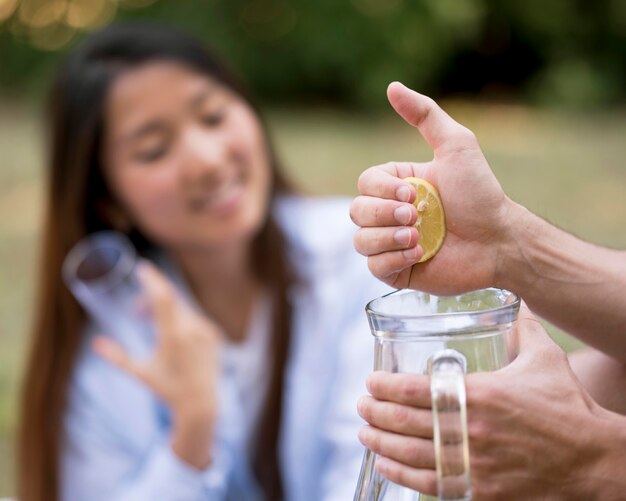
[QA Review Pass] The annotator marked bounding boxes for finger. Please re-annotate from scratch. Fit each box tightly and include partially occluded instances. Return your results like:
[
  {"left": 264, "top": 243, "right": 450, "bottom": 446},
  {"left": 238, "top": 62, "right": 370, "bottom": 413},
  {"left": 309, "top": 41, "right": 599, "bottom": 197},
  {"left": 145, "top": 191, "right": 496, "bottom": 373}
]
[
  {"left": 354, "top": 226, "right": 419, "bottom": 257},
  {"left": 358, "top": 425, "right": 435, "bottom": 469},
  {"left": 376, "top": 456, "right": 437, "bottom": 496},
  {"left": 92, "top": 336, "right": 147, "bottom": 382},
  {"left": 350, "top": 196, "right": 417, "bottom": 228},
  {"left": 367, "top": 247, "right": 423, "bottom": 280},
  {"left": 366, "top": 371, "right": 431, "bottom": 408},
  {"left": 357, "top": 395, "right": 433, "bottom": 438},
  {"left": 357, "top": 162, "right": 429, "bottom": 200},
  {"left": 387, "top": 82, "right": 476, "bottom": 154},
  {"left": 137, "top": 260, "right": 177, "bottom": 331}
]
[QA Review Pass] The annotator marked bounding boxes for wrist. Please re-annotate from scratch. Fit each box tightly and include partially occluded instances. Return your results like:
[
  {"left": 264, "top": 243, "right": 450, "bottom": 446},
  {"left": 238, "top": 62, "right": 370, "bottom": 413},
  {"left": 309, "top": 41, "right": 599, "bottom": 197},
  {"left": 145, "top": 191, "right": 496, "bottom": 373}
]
[
  {"left": 171, "top": 386, "right": 216, "bottom": 422},
  {"left": 493, "top": 198, "right": 536, "bottom": 293},
  {"left": 170, "top": 401, "right": 215, "bottom": 470},
  {"left": 175, "top": 402, "right": 214, "bottom": 426}
]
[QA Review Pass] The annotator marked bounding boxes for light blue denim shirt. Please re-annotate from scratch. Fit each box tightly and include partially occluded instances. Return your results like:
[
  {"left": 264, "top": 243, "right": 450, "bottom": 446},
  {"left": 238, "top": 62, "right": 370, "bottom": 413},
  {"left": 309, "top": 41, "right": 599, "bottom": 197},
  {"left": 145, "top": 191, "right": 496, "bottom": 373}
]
[{"left": 61, "top": 196, "right": 393, "bottom": 501}]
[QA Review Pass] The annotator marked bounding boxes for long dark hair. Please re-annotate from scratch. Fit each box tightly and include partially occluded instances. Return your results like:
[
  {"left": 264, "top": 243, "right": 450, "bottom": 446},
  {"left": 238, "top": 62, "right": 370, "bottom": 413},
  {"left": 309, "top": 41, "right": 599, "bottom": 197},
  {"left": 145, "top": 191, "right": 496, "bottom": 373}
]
[{"left": 18, "top": 22, "right": 293, "bottom": 501}]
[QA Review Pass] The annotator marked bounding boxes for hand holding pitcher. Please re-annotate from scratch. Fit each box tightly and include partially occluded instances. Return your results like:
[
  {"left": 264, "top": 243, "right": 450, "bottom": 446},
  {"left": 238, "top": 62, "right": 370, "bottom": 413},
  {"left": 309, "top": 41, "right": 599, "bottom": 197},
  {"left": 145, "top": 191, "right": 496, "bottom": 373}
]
[
  {"left": 353, "top": 288, "right": 520, "bottom": 501},
  {"left": 358, "top": 304, "right": 626, "bottom": 501}
]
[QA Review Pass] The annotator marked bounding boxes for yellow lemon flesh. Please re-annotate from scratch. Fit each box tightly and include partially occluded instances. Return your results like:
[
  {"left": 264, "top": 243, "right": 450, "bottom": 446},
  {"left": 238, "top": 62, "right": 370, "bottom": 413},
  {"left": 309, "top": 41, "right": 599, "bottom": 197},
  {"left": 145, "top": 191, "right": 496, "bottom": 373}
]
[{"left": 402, "top": 177, "right": 446, "bottom": 262}]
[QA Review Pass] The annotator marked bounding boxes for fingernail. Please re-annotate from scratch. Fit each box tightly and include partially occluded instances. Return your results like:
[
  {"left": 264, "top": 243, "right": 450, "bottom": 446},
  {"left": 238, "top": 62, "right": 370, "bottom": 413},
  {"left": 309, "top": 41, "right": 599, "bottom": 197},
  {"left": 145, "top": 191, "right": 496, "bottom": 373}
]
[
  {"left": 396, "top": 185, "right": 411, "bottom": 203},
  {"left": 416, "top": 244, "right": 424, "bottom": 260},
  {"left": 136, "top": 260, "right": 148, "bottom": 274},
  {"left": 403, "top": 247, "right": 418, "bottom": 260},
  {"left": 376, "top": 457, "right": 390, "bottom": 473},
  {"left": 357, "top": 396, "right": 366, "bottom": 414},
  {"left": 136, "top": 260, "right": 153, "bottom": 280},
  {"left": 358, "top": 427, "right": 370, "bottom": 444},
  {"left": 91, "top": 337, "right": 104, "bottom": 354},
  {"left": 91, "top": 337, "right": 110, "bottom": 356},
  {"left": 393, "top": 228, "right": 411, "bottom": 247},
  {"left": 394, "top": 205, "right": 412, "bottom": 225}
]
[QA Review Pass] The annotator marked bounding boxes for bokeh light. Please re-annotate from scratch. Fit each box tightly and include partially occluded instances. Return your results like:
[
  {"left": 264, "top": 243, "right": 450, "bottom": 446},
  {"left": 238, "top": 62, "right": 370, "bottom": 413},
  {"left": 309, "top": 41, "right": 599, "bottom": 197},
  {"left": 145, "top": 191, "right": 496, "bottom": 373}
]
[
  {"left": 0, "top": 0, "right": 19, "bottom": 23},
  {"left": 67, "top": 0, "right": 116, "bottom": 30},
  {"left": 0, "top": 0, "right": 157, "bottom": 50}
]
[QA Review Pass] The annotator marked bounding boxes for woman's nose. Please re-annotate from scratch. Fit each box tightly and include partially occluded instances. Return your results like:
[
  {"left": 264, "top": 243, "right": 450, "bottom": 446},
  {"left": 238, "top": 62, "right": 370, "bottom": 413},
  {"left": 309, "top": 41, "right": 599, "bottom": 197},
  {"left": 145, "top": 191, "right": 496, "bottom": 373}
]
[{"left": 179, "top": 126, "right": 227, "bottom": 182}]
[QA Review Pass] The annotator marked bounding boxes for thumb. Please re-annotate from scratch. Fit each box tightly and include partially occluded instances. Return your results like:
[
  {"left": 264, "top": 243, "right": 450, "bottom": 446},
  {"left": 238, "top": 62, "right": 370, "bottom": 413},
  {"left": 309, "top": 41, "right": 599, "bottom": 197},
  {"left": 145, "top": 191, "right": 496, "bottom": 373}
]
[
  {"left": 516, "top": 301, "right": 558, "bottom": 354},
  {"left": 387, "top": 81, "right": 474, "bottom": 154}
]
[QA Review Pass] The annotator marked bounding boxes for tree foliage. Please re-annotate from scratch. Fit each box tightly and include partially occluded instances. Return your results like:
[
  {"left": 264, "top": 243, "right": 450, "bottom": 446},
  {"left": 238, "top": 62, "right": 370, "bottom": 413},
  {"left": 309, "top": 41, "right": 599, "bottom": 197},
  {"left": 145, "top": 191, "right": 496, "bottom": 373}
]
[{"left": 0, "top": 0, "right": 625, "bottom": 107}]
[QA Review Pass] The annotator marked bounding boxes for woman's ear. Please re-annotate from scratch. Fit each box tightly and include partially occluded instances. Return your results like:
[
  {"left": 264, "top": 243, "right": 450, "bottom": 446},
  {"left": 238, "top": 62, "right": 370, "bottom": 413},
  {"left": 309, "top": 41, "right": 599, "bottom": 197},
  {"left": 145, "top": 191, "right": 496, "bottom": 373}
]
[{"left": 97, "top": 198, "right": 132, "bottom": 233}]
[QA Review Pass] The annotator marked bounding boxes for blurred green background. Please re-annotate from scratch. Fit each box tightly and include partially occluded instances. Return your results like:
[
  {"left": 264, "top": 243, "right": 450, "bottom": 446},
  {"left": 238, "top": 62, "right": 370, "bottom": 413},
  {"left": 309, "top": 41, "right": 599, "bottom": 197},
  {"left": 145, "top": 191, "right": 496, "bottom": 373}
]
[{"left": 1, "top": 0, "right": 626, "bottom": 496}]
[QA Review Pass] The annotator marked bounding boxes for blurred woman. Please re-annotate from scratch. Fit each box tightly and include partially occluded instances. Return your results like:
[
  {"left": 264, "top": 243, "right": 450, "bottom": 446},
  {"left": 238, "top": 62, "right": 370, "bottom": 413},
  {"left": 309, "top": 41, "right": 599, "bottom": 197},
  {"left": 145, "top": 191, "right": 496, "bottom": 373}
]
[{"left": 17, "top": 22, "right": 390, "bottom": 501}]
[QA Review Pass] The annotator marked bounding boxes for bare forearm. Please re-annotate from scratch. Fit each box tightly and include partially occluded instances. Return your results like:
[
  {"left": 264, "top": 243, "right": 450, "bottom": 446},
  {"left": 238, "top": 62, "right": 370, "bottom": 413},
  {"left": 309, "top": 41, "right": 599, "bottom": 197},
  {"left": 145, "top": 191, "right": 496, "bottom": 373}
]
[
  {"left": 569, "top": 348, "right": 626, "bottom": 415},
  {"left": 496, "top": 201, "right": 626, "bottom": 361}
]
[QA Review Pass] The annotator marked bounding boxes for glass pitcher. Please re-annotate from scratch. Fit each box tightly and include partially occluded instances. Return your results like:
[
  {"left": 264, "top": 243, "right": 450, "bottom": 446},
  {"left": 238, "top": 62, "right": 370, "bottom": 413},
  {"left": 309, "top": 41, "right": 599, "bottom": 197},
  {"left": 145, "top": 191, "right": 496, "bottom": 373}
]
[{"left": 354, "top": 288, "right": 520, "bottom": 501}]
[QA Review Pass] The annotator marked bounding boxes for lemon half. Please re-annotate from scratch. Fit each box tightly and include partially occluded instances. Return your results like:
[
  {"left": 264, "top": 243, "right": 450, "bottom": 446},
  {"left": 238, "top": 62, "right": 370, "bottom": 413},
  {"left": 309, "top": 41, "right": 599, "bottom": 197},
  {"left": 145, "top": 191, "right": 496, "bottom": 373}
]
[{"left": 403, "top": 177, "right": 446, "bottom": 262}]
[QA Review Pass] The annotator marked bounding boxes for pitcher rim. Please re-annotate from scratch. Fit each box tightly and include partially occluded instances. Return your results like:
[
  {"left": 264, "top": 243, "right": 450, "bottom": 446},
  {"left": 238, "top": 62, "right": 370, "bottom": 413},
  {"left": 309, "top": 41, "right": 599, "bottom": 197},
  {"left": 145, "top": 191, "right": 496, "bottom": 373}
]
[{"left": 365, "top": 287, "right": 521, "bottom": 321}]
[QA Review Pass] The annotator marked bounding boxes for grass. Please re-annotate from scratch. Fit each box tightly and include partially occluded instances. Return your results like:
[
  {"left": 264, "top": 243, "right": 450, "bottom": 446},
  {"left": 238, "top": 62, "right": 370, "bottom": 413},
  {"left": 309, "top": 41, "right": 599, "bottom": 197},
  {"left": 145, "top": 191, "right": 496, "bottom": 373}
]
[{"left": 1, "top": 99, "right": 626, "bottom": 496}]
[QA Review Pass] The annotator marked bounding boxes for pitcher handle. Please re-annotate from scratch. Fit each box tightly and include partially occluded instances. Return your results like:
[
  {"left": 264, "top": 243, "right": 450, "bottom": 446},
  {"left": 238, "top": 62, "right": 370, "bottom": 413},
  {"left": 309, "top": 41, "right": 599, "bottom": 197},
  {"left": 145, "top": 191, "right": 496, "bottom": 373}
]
[{"left": 429, "top": 349, "right": 472, "bottom": 501}]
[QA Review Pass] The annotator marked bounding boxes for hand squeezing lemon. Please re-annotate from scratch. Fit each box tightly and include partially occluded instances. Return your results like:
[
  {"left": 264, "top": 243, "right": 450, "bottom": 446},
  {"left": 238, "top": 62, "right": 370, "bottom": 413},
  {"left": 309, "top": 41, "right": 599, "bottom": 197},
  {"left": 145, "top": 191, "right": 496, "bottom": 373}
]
[{"left": 402, "top": 177, "right": 446, "bottom": 262}]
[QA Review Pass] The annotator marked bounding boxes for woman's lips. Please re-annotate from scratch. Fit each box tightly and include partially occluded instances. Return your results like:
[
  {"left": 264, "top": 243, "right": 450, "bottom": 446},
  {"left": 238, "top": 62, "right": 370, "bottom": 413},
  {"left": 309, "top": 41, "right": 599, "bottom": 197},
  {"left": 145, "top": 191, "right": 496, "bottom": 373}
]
[{"left": 189, "top": 178, "right": 245, "bottom": 217}]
